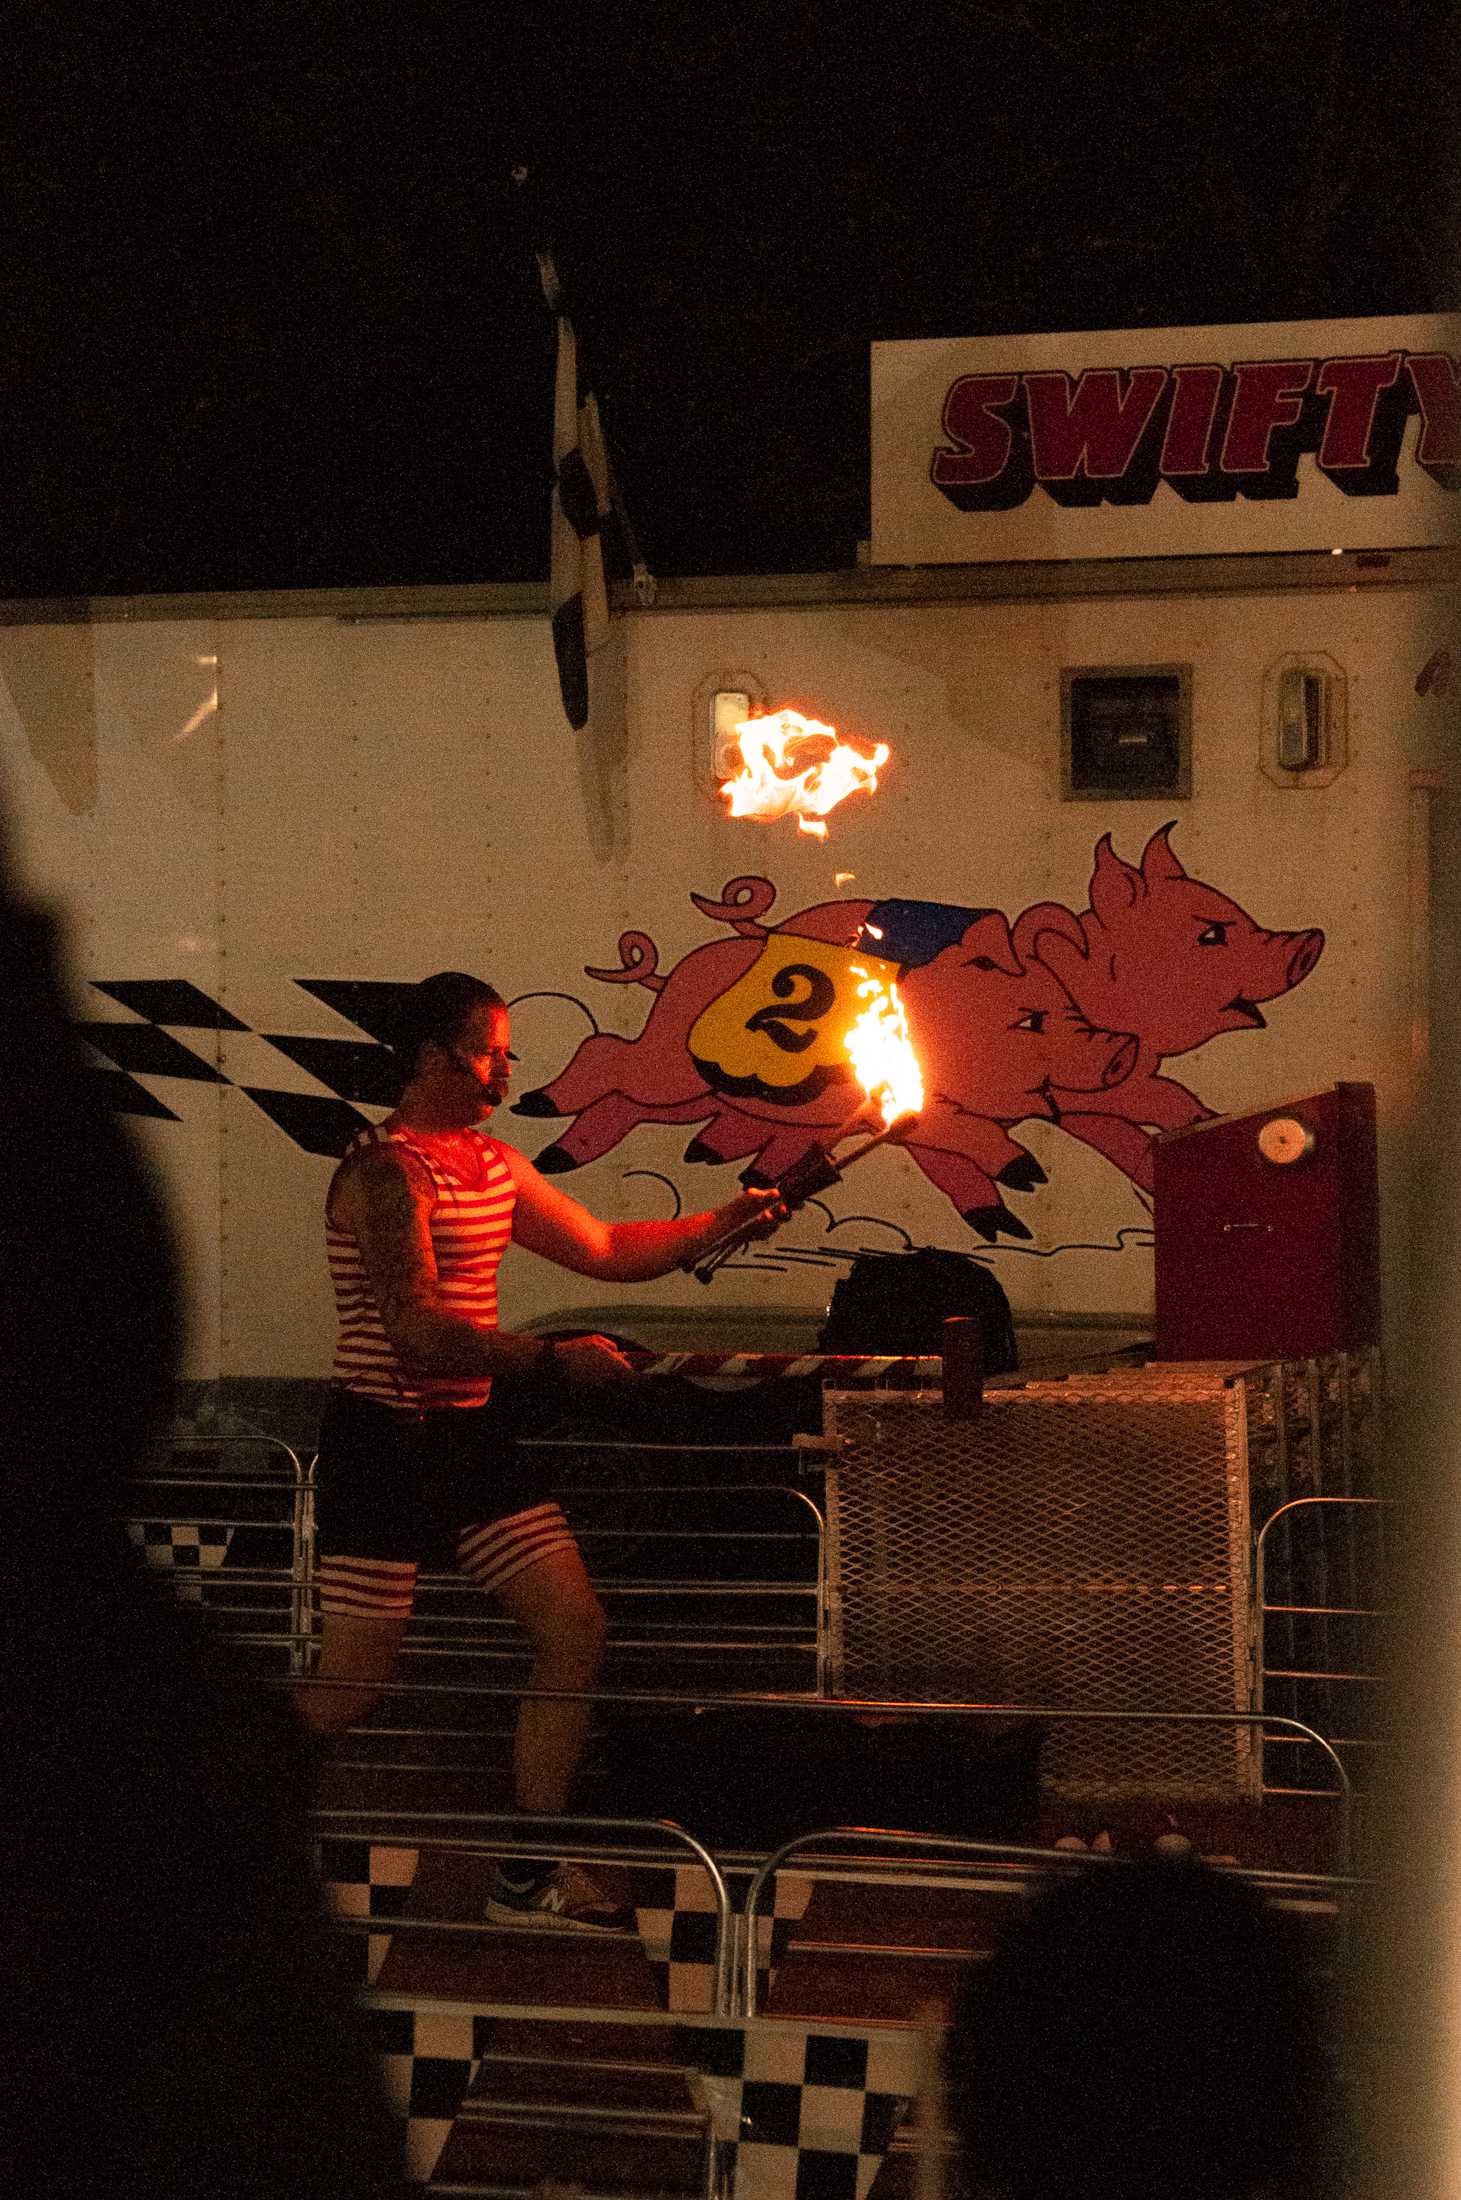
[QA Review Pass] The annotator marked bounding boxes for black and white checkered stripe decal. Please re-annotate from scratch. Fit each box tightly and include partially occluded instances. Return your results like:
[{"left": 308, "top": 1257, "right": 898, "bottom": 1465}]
[
  {"left": 79, "top": 977, "right": 413, "bottom": 1156},
  {"left": 124, "top": 1519, "right": 235, "bottom": 1601},
  {"left": 542, "top": 257, "right": 611, "bottom": 733},
  {"left": 358, "top": 1998, "right": 917, "bottom": 2196},
  {"left": 316, "top": 1841, "right": 419, "bottom": 1986},
  {"left": 685, "top": 2022, "right": 915, "bottom": 2200},
  {"left": 633, "top": 1865, "right": 814, "bottom": 2013},
  {"left": 363, "top": 2004, "right": 489, "bottom": 2184}
]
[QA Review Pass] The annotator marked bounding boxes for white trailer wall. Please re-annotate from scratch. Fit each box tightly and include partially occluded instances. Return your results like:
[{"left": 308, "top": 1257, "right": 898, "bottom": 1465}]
[{"left": 1, "top": 567, "right": 1451, "bottom": 1380}]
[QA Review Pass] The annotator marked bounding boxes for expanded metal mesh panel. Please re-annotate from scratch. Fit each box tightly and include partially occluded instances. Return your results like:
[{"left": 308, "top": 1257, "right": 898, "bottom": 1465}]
[{"left": 823, "top": 1379, "right": 1256, "bottom": 1801}]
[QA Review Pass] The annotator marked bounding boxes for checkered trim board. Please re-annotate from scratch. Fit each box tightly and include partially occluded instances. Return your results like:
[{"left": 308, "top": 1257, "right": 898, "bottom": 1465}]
[
  {"left": 363, "top": 2004, "right": 491, "bottom": 2183},
  {"left": 685, "top": 2021, "right": 917, "bottom": 2200},
  {"left": 124, "top": 1519, "right": 235, "bottom": 1602},
  {"left": 316, "top": 1841, "right": 418, "bottom": 1985},
  {"left": 632, "top": 1865, "right": 814, "bottom": 2012},
  {"left": 359, "top": 1998, "right": 922, "bottom": 2197}
]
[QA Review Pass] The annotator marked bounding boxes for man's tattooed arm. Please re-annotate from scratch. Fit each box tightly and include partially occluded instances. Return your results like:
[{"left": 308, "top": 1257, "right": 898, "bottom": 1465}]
[{"left": 339, "top": 1146, "right": 549, "bottom": 1379}]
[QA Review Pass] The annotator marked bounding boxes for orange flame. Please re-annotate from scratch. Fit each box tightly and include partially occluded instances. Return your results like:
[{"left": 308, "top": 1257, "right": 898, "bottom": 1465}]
[
  {"left": 719, "top": 709, "right": 889, "bottom": 836},
  {"left": 846, "top": 965, "right": 924, "bottom": 1127}
]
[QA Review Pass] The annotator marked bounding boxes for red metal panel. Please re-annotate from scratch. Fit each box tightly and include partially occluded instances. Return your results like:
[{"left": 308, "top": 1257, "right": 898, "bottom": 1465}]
[{"left": 1154, "top": 1084, "right": 1380, "bottom": 1361}]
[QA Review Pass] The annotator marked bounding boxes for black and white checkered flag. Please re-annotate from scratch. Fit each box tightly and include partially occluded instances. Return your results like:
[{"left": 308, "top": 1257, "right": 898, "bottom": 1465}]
[{"left": 539, "top": 251, "right": 612, "bottom": 731}]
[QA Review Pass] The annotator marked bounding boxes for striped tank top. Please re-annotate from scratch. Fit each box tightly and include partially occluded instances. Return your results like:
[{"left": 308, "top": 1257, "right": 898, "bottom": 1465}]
[{"left": 327, "top": 1124, "right": 516, "bottom": 1410}]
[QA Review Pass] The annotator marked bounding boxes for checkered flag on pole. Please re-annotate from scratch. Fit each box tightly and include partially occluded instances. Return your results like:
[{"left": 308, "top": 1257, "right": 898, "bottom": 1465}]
[
  {"left": 513, "top": 164, "right": 655, "bottom": 732},
  {"left": 539, "top": 246, "right": 611, "bottom": 731}
]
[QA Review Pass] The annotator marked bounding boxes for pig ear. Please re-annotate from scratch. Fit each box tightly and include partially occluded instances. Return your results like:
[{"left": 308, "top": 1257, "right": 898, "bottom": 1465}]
[
  {"left": 1012, "top": 901, "right": 1086, "bottom": 965},
  {"left": 958, "top": 911, "right": 1022, "bottom": 976},
  {"left": 1140, "top": 822, "right": 1187, "bottom": 887},
  {"left": 1089, "top": 833, "right": 1144, "bottom": 926}
]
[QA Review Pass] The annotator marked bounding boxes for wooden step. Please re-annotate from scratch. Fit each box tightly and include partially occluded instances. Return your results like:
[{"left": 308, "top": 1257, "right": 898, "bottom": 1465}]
[
  {"left": 764, "top": 1946, "right": 968, "bottom": 2023},
  {"left": 428, "top": 1986, "right": 712, "bottom": 2188},
  {"left": 776, "top": 1878, "right": 1020, "bottom": 1954},
  {"left": 763, "top": 1879, "right": 988, "bottom": 2019},
  {"left": 433, "top": 2116, "right": 706, "bottom": 2194},
  {"left": 488, "top": 2016, "right": 691, "bottom": 2066},
  {"left": 469, "top": 2052, "right": 697, "bottom": 2115}
]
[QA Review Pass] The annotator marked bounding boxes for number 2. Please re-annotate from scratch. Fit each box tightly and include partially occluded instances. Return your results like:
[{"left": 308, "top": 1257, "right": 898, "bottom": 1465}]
[{"left": 744, "top": 963, "right": 837, "bottom": 1053}]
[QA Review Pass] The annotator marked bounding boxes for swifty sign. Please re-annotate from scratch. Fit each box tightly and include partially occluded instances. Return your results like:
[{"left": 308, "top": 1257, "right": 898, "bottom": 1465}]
[
  {"left": 871, "top": 314, "right": 1461, "bottom": 562},
  {"left": 933, "top": 350, "right": 1457, "bottom": 508}
]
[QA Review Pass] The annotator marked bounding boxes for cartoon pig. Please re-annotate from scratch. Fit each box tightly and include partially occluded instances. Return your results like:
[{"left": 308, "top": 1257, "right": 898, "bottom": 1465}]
[
  {"left": 1017, "top": 824, "right": 1324, "bottom": 1193},
  {"left": 516, "top": 878, "right": 1137, "bottom": 1241}
]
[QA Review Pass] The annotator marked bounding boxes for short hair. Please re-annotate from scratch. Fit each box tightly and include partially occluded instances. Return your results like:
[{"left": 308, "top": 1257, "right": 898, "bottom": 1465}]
[
  {"left": 392, "top": 971, "right": 506, "bottom": 1084},
  {"left": 946, "top": 1860, "right": 1336, "bottom": 2200}
]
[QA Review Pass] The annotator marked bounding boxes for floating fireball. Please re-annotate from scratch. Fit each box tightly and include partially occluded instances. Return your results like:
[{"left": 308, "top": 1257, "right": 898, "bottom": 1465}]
[
  {"left": 845, "top": 964, "right": 924, "bottom": 1128},
  {"left": 719, "top": 708, "right": 890, "bottom": 838}
]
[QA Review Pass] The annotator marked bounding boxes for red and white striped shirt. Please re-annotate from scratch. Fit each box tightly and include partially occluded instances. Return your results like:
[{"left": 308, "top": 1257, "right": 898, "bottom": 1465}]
[{"left": 327, "top": 1125, "right": 516, "bottom": 1410}]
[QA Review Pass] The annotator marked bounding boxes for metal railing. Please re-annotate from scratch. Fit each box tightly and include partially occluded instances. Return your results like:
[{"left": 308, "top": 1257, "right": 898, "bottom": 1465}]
[
  {"left": 128, "top": 1434, "right": 1372, "bottom": 1848},
  {"left": 120, "top": 1445, "right": 827, "bottom": 1700},
  {"left": 322, "top": 1798, "right": 1356, "bottom": 2196},
  {"left": 739, "top": 1817, "right": 1358, "bottom": 2017},
  {"left": 296, "top": 1670, "right": 1355, "bottom": 1874},
  {"left": 307, "top": 1773, "right": 1356, "bottom": 2026},
  {"left": 127, "top": 1398, "right": 1375, "bottom": 2197},
  {"left": 120, "top": 1436, "right": 313, "bottom": 1670},
  {"left": 1255, "top": 1494, "right": 1390, "bottom": 1806}
]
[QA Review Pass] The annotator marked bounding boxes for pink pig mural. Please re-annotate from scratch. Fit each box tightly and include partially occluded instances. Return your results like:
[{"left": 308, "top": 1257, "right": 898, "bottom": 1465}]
[
  {"left": 1015, "top": 826, "right": 1325, "bottom": 1194},
  {"left": 515, "top": 827, "right": 1324, "bottom": 1242}
]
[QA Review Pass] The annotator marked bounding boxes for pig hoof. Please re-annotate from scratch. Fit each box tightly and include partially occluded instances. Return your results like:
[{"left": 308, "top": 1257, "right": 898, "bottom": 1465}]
[
  {"left": 534, "top": 1142, "right": 579, "bottom": 1174},
  {"left": 996, "top": 1151, "right": 1047, "bottom": 1191},
  {"left": 683, "top": 1136, "right": 720, "bottom": 1164},
  {"left": 964, "top": 1203, "right": 1033, "bottom": 1243},
  {"left": 512, "top": 1089, "right": 564, "bottom": 1118}
]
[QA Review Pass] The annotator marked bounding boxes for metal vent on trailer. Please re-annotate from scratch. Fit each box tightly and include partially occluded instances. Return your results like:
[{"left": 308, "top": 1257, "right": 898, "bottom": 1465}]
[{"left": 1061, "top": 664, "right": 1193, "bottom": 800}]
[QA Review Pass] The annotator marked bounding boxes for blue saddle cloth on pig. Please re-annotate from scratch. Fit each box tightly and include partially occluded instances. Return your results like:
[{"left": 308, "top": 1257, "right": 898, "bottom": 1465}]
[{"left": 855, "top": 900, "right": 996, "bottom": 971}]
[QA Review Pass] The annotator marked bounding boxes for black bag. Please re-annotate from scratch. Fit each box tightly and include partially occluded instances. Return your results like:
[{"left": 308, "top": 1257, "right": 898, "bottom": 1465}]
[{"left": 818, "top": 1249, "right": 1017, "bottom": 1372}]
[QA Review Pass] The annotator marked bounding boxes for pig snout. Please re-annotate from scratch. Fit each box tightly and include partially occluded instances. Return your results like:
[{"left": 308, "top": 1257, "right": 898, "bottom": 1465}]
[
  {"left": 1101, "top": 1033, "right": 1138, "bottom": 1088},
  {"left": 1049, "top": 1015, "right": 1139, "bottom": 1094},
  {"left": 1285, "top": 929, "right": 1324, "bottom": 988}
]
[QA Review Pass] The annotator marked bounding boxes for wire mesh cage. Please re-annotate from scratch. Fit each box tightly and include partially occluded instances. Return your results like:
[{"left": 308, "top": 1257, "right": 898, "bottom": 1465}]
[{"left": 823, "top": 1377, "right": 1258, "bottom": 1800}]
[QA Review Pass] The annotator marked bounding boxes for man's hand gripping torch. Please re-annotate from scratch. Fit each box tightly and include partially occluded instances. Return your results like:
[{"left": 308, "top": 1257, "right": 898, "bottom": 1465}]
[{"left": 684, "top": 1109, "right": 919, "bottom": 1284}]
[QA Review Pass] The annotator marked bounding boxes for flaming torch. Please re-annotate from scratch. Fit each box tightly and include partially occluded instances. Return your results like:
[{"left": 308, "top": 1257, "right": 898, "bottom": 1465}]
[
  {"left": 686, "top": 963, "right": 924, "bottom": 1283},
  {"left": 718, "top": 708, "right": 889, "bottom": 839}
]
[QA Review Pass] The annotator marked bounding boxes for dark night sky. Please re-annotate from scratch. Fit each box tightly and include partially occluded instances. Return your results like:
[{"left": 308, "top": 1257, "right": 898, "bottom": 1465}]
[{"left": 5, "top": 1, "right": 1456, "bottom": 597}]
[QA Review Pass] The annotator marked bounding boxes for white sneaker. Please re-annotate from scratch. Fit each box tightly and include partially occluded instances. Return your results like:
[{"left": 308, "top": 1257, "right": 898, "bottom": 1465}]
[{"left": 485, "top": 1861, "right": 636, "bottom": 1935}]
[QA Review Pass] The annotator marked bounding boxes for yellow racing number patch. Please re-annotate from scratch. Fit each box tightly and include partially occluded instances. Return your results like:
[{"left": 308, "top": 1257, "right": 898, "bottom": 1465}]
[{"left": 687, "top": 933, "right": 902, "bottom": 1108}]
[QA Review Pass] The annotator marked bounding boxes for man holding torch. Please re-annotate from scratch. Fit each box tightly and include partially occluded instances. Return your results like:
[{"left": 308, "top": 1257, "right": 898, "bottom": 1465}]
[{"left": 301, "top": 970, "right": 787, "bottom": 1933}]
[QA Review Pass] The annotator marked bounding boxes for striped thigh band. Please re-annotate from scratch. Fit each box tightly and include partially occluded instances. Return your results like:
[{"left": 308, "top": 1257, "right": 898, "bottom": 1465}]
[
  {"left": 316, "top": 1555, "right": 419, "bottom": 1619},
  {"left": 316, "top": 1505, "right": 578, "bottom": 1618},
  {"left": 455, "top": 1502, "right": 577, "bottom": 1595}
]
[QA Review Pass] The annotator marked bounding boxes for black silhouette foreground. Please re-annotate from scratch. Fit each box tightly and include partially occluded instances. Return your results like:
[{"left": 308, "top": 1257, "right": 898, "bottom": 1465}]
[
  {"left": 1, "top": 819, "right": 399, "bottom": 2198},
  {"left": 946, "top": 1858, "right": 1343, "bottom": 2200}
]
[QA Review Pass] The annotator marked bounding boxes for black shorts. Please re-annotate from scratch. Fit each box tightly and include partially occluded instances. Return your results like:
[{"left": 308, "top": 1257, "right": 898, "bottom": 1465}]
[{"left": 314, "top": 1386, "right": 563, "bottom": 1566}]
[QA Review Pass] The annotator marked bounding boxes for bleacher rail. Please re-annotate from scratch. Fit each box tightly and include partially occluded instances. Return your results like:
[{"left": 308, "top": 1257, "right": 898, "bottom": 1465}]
[{"left": 1255, "top": 1493, "right": 1389, "bottom": 1810}]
